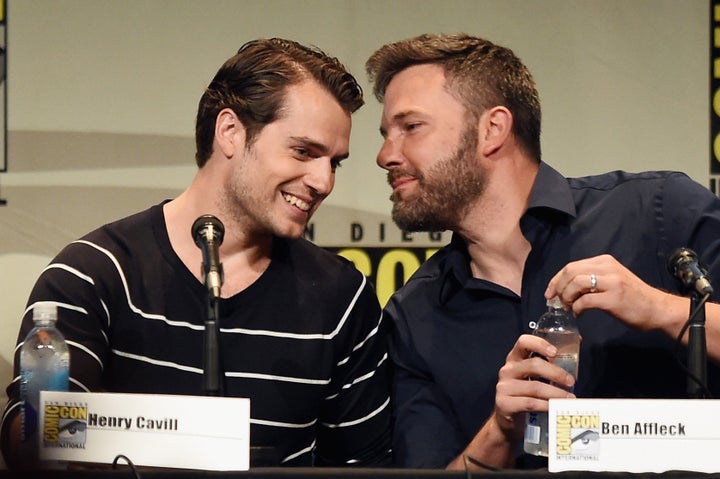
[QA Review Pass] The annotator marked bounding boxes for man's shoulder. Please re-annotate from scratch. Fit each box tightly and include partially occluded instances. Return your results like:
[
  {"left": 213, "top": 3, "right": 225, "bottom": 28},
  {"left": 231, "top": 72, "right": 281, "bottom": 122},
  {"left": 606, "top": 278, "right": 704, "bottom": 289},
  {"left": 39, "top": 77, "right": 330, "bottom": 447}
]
[
  {"left": 278, "top": 238, "right": 380, "bottom": 317},
  {"left": 283, "top": 237, "right": 366, "bottom": 284},
  {"left": 392, "top": 242, "right": 454, "bottom": 299},
  {"left": 568, "top": 169, "right": 690, "bottom": 192},
  {"left": 58, "top": 203, "right": 162, "bottom": 260},
  {"left": 566, "top": 170, "right": 717, "bottom": 211},
  {"left": 90, "top": 203, "right": 160, "bottom": 237}
]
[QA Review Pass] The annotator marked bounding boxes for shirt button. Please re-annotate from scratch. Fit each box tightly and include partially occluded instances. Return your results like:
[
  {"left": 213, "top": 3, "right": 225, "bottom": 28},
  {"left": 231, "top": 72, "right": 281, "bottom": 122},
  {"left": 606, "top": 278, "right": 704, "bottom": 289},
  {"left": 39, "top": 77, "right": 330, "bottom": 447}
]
[{"left": 528, "top": 321, "right": 537, "bottom": 330}]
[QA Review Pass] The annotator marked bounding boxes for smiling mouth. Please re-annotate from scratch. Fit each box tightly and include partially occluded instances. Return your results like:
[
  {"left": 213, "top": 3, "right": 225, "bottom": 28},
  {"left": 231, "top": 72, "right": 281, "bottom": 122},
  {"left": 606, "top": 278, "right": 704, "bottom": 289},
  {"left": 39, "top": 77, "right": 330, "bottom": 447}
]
[
  {"left": 388, "top": 171, "right": 419, "bottom": 190},
  {"left": 283, "top": 193, "right": 311, "bottom": 212},
  {"left": 393, "top": 177, "right": 417, "bottom": 189}
]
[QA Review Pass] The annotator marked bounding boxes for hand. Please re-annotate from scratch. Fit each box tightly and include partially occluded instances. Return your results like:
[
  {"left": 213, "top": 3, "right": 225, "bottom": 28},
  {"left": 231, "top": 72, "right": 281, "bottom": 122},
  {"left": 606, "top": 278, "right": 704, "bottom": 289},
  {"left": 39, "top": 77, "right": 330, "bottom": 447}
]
[
  {"left": 544, "top": 254, "right": 671, "bottom": 331},
  {"left": 493, "top": 334, "right": 576, "bottom": 440}
]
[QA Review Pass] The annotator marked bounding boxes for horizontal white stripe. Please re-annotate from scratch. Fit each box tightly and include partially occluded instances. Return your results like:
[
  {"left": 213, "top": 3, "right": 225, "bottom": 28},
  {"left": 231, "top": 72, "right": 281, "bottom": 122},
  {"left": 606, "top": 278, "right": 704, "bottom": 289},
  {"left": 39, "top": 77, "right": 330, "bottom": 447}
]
[
  {"left": 336, "top": 311, "right": 383, "bottom": 367},
  {"left": 70, "top": 377, "right": 91, "bottom": 393},
  {"left": 219, "top": 326, "right": 337, "bottom": 339},
  {"left": 111, "top": 349, "right": 203, "bottom": 374},
  {"left": 225, "top": 371, "right": 330, "bottom": 385},
  {"left": 281, "top": 440, "right": 315, "bottom": 464},
  {"left": 74, "top": 240, "right": 205, "bottom": 330},
  {"left": 66, "top": 340, "right": 104, "bottom": 371},
  {"left": 325, "top": 353, "right": 388, "bottom": 400},
  {"left": 251, "top": 417, "right": 317, "bottom": 428},
  {"left": 15, "top": 302, "right": 91, "bottom": 355},
  {"left": 113, "top": 349, "right": 330, "bottom": 386},
  {"left": 221, "top": 272, "right": 368, "bottom": 340},
  {"left": 43, "top": 263, "right": 95, "bottom": 284},
  {"left": 321, "top": 396, "right": 390, "bottom": 429},
  {"left": 23, "top": 300, "right": 88, "bottom": 320},
  {"left": 75, "top": 239, "right": 367, "bottom": 339}
]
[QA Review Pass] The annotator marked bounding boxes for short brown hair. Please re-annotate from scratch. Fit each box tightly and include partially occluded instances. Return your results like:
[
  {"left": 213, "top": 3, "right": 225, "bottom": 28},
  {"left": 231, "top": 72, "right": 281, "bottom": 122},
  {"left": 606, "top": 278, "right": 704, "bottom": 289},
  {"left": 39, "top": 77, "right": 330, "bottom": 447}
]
[
  {"left": 195, "top": 38, "right": 364, "bottom": 167},
  {"left": 366, "top": 33, "right": 541, "bottom": 161}
]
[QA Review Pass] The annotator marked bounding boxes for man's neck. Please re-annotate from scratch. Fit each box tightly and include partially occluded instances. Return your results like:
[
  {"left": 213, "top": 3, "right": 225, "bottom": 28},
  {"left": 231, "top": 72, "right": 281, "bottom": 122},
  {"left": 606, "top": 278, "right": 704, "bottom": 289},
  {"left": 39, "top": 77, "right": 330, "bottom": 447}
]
[
  {"left": 457, "top": 157, "right": 539, "bottom": 295},
  {"left": 163, "top": 184, "right": 274, "bottom": 298}
]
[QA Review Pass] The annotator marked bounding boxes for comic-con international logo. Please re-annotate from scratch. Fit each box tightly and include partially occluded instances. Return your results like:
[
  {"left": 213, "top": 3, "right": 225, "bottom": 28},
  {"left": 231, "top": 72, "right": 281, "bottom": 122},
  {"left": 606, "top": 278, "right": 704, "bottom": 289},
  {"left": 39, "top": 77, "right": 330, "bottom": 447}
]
[
  {"left": 556, "top": 414, "right": 600, "bottom": 459},
  {"left": 43, "top": 403, "right": 88, "bottom": 449}
]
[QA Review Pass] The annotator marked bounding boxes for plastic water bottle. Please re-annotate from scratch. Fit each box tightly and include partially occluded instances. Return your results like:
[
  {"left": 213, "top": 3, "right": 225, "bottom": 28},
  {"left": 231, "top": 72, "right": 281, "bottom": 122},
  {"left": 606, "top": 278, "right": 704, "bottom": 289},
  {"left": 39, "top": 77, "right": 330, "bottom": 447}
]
[
  {"left": 523, "top": 296, "right": 580, "bottom": 457},
  {"left": 19, "top": 302, "right": 70, "bottom": 462}
]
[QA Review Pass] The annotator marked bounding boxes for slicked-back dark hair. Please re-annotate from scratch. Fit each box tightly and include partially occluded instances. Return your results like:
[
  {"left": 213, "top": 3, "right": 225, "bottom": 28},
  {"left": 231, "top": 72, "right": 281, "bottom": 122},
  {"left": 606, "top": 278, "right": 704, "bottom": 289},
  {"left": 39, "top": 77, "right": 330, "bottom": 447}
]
[
  {"left": 195, "top": 38, "right": 364, "bottom": 167},
  {"left": 366, "top": 33, "right": 541, "bottom": 161}
]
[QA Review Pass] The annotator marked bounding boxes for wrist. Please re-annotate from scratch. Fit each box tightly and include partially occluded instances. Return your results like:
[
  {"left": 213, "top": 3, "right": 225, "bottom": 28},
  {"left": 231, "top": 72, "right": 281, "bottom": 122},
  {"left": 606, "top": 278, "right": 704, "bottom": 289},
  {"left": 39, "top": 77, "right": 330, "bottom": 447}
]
[{"left": 654, "top": 291, "right": 691, "bottom": 337}]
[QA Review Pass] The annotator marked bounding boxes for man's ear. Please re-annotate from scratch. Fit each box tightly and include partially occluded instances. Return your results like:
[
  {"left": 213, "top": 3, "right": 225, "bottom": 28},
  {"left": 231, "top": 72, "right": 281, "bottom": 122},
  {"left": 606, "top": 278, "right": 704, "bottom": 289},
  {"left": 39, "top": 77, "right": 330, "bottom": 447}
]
[
  {"left": 215, "top": 108, "right": 247, "bottom": 158},
  {"left": 479, "top": 106, "right": 512, "bottom": 157}
]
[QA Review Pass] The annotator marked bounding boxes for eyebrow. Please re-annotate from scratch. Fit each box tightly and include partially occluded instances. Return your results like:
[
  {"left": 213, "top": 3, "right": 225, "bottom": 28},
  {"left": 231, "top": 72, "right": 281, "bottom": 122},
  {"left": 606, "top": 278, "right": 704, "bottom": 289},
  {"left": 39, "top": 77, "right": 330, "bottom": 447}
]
[{"left": 290, "top": 136, "right": 349, "bottom": 161}]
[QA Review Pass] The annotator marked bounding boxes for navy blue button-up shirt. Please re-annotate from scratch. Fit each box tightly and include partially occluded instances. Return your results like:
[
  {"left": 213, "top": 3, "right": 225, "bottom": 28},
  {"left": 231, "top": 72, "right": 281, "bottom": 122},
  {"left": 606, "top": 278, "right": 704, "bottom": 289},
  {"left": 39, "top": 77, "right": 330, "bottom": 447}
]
[{"left": 387, "top": 162, "right": 720, "bottom": 468}]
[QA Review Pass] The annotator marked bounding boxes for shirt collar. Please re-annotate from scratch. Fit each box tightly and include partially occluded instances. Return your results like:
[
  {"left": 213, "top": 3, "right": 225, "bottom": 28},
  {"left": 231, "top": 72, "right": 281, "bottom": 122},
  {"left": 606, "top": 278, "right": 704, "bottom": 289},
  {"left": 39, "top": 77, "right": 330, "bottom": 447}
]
[{"left": 526, "top": 161, "right": 576, "bottom": 218}]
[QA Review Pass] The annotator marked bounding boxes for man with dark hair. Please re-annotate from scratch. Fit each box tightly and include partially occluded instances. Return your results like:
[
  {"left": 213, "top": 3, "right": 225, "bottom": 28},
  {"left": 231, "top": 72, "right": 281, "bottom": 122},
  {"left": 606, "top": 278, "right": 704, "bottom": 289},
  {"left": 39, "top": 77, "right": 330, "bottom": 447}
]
[
  {"left": 2, "top": 38, "right": 391, "bottom": 469},
  {"left": 366, "top": 33, "right": 720, "bottom": 470}
]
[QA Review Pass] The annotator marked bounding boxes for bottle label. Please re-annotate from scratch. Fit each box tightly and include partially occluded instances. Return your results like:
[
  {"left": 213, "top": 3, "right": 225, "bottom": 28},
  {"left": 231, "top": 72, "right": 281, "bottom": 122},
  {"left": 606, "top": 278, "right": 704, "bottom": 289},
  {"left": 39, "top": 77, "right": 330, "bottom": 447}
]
[
  {"left": 48, "top": 370, "right": 70, "bottom": 391},
  {"left": 524, "top": 422, "right": 541, "bottom": 445}
]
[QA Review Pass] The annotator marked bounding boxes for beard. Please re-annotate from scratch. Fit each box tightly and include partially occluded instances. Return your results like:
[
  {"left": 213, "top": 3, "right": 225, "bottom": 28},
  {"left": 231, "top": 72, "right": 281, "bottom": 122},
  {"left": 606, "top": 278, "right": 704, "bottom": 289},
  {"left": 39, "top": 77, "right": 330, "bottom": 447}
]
[
  {"left": 221, "top": 146, "right": 273, "bottom": 237},
  {"left": 390, "top": 127, "right": 486, "bottom": 232}
]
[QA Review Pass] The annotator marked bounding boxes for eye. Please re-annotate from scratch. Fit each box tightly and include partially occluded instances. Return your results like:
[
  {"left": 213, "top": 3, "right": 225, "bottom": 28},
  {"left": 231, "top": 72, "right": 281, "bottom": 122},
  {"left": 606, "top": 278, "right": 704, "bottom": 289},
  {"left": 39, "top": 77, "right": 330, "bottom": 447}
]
[
  {"left": 405, "top": 122, "right": 422, "bottom": 133},
  {"left": 293, "top": 147, "right": 310, "bottom": 158},
  {"left": 330, "top": 158, "right": 344, "bottom": 171}
]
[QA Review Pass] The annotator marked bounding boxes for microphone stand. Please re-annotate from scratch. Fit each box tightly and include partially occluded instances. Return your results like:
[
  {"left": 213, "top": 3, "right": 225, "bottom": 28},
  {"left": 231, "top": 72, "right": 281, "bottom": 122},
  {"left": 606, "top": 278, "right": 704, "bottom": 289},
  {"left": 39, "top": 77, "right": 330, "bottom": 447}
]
[
  {"left": 686, "top": 292, "right": 707, "bottom": 399},
  {"left": 204, "top": 295, "right": 223, "bottom": 396},
  {"left": 192, "top": 214, "right": 226, "bottom": 397}
]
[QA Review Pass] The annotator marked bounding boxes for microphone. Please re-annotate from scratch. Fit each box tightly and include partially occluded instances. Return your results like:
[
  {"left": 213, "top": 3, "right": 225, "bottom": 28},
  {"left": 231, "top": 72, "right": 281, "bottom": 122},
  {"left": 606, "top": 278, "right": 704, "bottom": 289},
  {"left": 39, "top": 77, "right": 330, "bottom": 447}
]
[
  {"left": 667, "top": 247, "right": 714, "bottom": 296},
  {"left": 192, "top": 214, "right": 225, "bottom": 299}
]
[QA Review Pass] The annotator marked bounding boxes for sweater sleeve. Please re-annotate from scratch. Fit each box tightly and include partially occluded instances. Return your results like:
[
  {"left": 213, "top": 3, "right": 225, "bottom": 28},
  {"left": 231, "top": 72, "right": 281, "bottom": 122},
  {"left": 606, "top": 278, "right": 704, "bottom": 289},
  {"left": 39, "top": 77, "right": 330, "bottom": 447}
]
[
  {"left": 1, "top": 240, "right": 114, "bottom": 467},
  {"left": 313, "top": 272, "right": 393, "bottom": 466}
]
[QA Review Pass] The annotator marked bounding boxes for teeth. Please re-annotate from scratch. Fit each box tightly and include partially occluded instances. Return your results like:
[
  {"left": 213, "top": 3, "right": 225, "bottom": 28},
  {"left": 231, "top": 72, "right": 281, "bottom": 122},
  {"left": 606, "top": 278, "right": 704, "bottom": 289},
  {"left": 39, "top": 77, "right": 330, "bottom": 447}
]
[{"left": 283, "top": 193, "right": 311, "bottom": 212}]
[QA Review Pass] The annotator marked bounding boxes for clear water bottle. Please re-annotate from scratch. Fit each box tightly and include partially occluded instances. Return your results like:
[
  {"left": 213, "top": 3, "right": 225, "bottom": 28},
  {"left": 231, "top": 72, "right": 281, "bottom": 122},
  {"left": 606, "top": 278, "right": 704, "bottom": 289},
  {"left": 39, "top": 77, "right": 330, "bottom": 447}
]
[
  {"left": 523, "top": 296, "right": 580, "bottom": 457},
  {"left": 19, "top": 302, "right": 70, "bottom": 461}
]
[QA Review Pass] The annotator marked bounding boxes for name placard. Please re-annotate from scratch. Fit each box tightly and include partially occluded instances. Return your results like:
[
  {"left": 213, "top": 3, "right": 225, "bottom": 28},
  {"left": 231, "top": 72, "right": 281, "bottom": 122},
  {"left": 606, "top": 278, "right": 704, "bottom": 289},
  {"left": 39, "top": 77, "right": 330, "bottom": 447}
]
[
  {"left": 548, "top": 398, "right": 720, "bottom": 473},
  {"left": 38, "top": 391, "right": 250, "bottom": 471}
]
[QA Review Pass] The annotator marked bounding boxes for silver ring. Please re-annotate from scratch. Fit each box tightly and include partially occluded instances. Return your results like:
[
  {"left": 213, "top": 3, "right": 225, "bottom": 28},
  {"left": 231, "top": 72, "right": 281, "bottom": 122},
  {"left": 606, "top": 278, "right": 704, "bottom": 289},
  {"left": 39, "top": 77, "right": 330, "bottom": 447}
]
[{"left": 590, "top": 273, "right": 597, "bottom": 292}]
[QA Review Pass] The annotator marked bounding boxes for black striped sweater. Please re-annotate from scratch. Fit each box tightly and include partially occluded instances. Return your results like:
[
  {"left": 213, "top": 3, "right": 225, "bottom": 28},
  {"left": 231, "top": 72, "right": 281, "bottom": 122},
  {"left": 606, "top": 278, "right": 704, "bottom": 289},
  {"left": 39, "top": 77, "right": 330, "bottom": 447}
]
[{"left": 1, "top": 203, "right": 392, "bottom": 467}]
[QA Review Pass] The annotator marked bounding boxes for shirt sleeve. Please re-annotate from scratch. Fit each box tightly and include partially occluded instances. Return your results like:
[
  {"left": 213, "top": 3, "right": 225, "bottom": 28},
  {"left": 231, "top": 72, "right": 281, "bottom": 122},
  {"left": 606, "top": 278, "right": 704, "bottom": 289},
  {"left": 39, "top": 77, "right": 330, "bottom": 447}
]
[
  {"left": 385, "top": 294, "right": 466, "bottom": 468},
  {"left": 313, "top": 273, "right": 393, "bottom": 467},
  {"left": 658, "top": 172, "right": 720, "bottom": 300},
  {"left": 1, "top": 240, "right": 113, "bottom": 464}
]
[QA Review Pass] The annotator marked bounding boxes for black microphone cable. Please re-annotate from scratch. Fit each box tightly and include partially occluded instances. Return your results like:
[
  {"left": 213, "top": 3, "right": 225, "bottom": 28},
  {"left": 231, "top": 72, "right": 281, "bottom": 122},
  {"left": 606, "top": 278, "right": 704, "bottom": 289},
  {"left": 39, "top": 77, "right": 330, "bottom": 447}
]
[{"left": 112, "top": 454, "right": 142, "bottom": 479}]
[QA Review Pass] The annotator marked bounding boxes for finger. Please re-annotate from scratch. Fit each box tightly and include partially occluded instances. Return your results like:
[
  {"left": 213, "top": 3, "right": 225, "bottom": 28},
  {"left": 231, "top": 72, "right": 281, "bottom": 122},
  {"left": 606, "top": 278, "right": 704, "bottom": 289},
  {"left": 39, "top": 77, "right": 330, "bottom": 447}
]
[
  {"left": 567, "top": 271, "right": 623, "bottom": 316},
  {"left": 554, "top": 271, "right": 607, "bottom": 310},
  {"left": 569, "top": 286, "right": 613, "bottom": 317},
  {"left": 498, "top": 353, "right": 576, "bottom": 393},
  {"left": 497, "top": 374, "right": 575, "bottom": 406},
  {"left": 545, "top": 256, "right": 612, "bottom": 299},
  {"left": 526, "top": 357, "right": 576, "bottom": 390},
  {"left": 496, "top": 392, "right": 547, "bottom": 416},
  {"left": 546, "top": 262, "right": 586, "bottom": 301},
  {"left": 571, "top": 272, "right": 600, "bottom": 299},
  {"left": 545, "top": 271, "right": 562, "bottom": 299},
  {"left": 505, "top": 334, "right": 557, "bottom": 363}
]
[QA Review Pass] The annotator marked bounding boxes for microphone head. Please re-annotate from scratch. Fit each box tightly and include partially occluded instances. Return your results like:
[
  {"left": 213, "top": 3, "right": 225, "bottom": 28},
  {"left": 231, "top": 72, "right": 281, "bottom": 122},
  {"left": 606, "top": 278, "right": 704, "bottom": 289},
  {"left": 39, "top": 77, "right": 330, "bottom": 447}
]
[
  {"left": 667, "top": 247, "right": 696, "bottom": 277},
  {"left": 192, "top": 214, "right": 225, "bottom": 247},
  {"left": 667, "top": 247, "right": 714, "bottom": 295}
]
